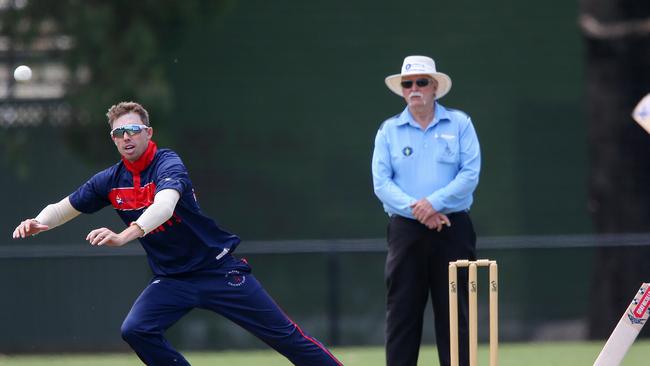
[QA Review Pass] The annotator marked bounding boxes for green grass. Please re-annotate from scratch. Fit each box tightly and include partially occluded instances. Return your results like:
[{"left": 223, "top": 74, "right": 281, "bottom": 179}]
[{"left": 0, "top": 340, "right": 648, "bottom": 365}]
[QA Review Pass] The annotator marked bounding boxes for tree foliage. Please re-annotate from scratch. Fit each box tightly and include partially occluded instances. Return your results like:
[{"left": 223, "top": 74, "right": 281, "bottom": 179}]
[
  {"left": 1, "top": 0, "right": 231, "bottom": 164},
  {"left": 580, "top": 0, "right": 650, "bottom": 339}
]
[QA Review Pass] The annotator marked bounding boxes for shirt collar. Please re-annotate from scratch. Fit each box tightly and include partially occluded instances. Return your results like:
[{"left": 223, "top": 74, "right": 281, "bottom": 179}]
[
  {"left": 397, "top": 102, "right": 450, "bottom": 129},
  {"left": 122, "top": 140, "right": 158, "bottom": 174}
]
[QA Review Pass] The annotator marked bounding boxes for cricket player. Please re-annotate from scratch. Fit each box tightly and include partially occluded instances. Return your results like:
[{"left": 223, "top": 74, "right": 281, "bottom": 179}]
[{"left": 12, "top": 101, "right": 342, "bottom": 366}]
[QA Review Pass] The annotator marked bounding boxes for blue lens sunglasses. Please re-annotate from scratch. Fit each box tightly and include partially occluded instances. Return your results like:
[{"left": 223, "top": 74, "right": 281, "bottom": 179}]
[{"left": 110, "top": 124, "right": 150, "bottom": 138}]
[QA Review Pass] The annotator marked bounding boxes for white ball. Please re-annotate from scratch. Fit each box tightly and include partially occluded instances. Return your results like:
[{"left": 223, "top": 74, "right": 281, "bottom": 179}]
[{"left": 14, "top": 65, "right": 32, "bottom": 82}]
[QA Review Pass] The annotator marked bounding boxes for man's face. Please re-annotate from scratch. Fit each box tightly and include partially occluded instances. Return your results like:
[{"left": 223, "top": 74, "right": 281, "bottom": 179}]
[
  {"left": 401, "top": 75, "right": 438, "bottom": 108},
  {"left": 110, "top": 112, "right": 153, "bottom": 162}
]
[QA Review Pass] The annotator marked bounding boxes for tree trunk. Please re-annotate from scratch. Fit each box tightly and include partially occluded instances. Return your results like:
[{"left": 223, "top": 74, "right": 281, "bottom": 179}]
[{"left": 580, "top": 0, "right": 650, "bottom": 339}]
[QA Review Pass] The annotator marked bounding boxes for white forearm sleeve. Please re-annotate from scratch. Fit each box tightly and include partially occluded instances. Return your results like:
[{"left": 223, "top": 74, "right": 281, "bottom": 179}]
[
  {"left": 34, "top": 197, "right": 81, "bottom": 229},
  {"left": 135, "top": 189, "right": 181, "bottom": 235}
]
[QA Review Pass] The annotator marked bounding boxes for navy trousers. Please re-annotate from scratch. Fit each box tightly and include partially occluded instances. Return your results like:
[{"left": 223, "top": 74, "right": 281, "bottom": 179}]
[{"left": 121, "top": 255, "right": 342, "bottom": 366}]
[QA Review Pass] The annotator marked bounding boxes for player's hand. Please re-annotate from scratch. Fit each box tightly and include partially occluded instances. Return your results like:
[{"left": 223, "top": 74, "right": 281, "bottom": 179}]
[
  {"left": 12, "top": 219, "right": 50, "bottom": 239},
  {"left": 410, "top": 198, "right": 436, "bottom": 222},
  {"left": 86, "top": 227, "right": 126, "bottom": 247},
  {"left": 423, "top": 213, "right": 451, "bottom": 232}
]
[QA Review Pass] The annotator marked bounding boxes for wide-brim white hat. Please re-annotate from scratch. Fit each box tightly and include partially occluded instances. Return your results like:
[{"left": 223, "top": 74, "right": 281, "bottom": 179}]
[{"left": 385, "top": 55, "right": 452, "bottom": 99}]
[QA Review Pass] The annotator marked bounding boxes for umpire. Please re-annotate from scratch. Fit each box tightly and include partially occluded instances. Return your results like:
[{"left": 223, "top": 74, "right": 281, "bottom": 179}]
[{"left": 371, "top": 55, "right": 481, "bottom": 366}]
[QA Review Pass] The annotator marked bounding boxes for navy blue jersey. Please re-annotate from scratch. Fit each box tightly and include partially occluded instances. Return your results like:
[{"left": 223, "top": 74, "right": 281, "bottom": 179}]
[{"left": 69, "top": 142, "right": 240, "bottom": 275}]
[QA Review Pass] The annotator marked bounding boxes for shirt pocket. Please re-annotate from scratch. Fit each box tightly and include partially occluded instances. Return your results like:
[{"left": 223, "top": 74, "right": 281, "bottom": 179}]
[{"left": 435, "top": 135, "right": 459, "bottom": 164}]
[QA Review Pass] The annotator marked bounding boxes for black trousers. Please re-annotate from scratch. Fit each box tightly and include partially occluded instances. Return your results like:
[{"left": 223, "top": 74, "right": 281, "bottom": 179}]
[{"left": 385, "top": 212, "right": 476, "bottom": 366}]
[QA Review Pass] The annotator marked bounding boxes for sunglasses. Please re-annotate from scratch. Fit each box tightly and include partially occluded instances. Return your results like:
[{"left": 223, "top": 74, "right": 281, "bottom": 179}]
[
  {"left": 400, "top": 78, "right": 434, "bottom": 89},
  {"left": 110, "top": 124, "right": 150, "bottom": 138}
]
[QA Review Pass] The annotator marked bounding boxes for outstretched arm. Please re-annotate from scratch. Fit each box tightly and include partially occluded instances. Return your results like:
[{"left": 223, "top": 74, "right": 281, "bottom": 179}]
[
  {"left": 12, "top": 197, "right": 81, "bottom": 239},
  {"left": 86, "top": 189, "right": 180, "bottom": 247}
]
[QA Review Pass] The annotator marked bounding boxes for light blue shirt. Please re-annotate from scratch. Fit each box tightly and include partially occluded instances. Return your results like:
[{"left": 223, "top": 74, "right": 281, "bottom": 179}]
[{"left": 371, "top": 102, "right": 481, "bottom": 218}]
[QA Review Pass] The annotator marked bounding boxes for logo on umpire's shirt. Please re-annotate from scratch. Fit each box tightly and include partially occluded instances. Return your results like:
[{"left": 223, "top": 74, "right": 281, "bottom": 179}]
[
  {"left": 402, "top": 146, "right": 413, "bottom": 156},
  {"left": 225, "top": 270, "right": 246, "bottom": 287}
]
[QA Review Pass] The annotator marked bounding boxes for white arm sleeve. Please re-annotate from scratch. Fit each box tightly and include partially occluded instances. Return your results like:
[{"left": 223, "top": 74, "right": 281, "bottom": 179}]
[
  {"left": 134, "top": 189, "right": 181, "bottom": 235},
  {"left": 34, "top": 197, "right": 81, "bottom": 229}
]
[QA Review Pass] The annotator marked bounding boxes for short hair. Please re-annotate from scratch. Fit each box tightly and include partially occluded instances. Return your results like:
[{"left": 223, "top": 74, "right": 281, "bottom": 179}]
[{"left": 106, "top": 101, "right": 150, "bottom": 127}]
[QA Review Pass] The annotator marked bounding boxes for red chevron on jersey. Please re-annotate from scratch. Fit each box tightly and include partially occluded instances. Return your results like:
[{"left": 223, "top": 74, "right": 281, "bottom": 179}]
[
  {"left": 109, "top": 182, "right": 156, "bottom": 210},
  {"left": 68, "top": 147, "right": 241, "bottom": 276}
]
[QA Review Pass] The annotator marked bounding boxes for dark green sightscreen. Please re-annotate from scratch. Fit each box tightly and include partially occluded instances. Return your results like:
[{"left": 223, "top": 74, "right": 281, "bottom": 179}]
[
  {"left": 0, "top": 0, "right": 597, "bottom": 354},
  {"left": 1, "top": 0, "right": 588, "bottom": 242}
]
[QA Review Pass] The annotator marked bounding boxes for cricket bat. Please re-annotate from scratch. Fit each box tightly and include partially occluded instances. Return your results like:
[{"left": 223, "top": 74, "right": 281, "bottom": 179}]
[
  {"left": 632, "top": 93, "right": 650, "bottom": 134},
  {"left": 593, "top": 282, "right": 650, "bottom": 366}
]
